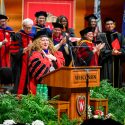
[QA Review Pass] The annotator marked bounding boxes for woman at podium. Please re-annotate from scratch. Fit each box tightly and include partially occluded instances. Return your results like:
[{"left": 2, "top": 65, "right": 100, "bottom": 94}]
[
  {"left": 28, "top": 34, "right": 65, "bottom": 94},
  {"left": 76, "top": 27, "right": 105, "bottom": 66}
]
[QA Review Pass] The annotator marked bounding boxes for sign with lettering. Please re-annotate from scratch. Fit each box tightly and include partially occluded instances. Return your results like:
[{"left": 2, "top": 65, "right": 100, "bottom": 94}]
[{"left": 73, "top": 70, "right": 97, "bottom": 83}]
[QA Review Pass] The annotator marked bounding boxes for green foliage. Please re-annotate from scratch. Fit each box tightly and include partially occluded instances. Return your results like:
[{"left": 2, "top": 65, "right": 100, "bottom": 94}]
[
  {"left": 90, "top": 80, "right": 125, "bottom": 124},
  {"left": 0, "top": 94, "right": 57, "bottom": 124},
  {"left": 59, "top": 114, "right": 78, "bottom": 125},
  {"left": 0, "top": 94, "right": 78, "bottom": 125}
]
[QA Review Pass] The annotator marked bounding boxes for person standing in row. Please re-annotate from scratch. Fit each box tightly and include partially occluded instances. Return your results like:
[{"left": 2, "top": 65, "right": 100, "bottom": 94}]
[
  {"left": 99, "top": 18, "right": 125, "bottom": 88},
  {"left": 52, "top": 22, "right": 72, "bottom": 66},
  {"left": 56, "top": 15, "right": 75, "bottom": 37},
  {"left": 76, "top": 27, "right": 105, "bottom": 66},
  {"left": 11, "top": 18, "right": 34, "bottom": 95},
  {"left": 0, "top": 14, "right": 14, "bottom": 68},
  {"left": 32, "top": 11, "right": 52, "bottom": 38},
  {"left": 85, "top": 14, "right": 100, "bottom": 44}
]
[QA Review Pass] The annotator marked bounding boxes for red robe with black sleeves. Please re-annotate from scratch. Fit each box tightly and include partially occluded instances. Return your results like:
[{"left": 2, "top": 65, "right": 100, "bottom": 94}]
[
  {"left": 28, "top": 50, "right": 65, "bottom": 95},
  {"left": 0, "top": 26, "right": 14, "bottom": 67},
  {"left": 10, "top": 30, "right": 34, "bottom": 95},
  {"left": 77, "top": 40, "right": 98, "bottom": 66}
]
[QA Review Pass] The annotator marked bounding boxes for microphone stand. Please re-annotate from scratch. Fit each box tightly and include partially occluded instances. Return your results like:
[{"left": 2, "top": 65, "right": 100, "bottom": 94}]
[
  {"left": 69, "top": 45, "right": 89, "bottom": 119},
  {"left": 85, "top": 69, "right": 89, "bottom": 119}
]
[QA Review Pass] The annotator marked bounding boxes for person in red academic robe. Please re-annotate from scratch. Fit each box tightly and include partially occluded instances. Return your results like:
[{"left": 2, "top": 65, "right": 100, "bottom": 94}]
[
  {"left": 0, "top": 14, "right": 14, "bottom": 68},
  {"left": 76, "top": 27, "right": 105, "bottom": 66},
  {"left": 28, "top": 35, "right": 65, "bottom": 95},
  {"left": 10, "top": 18, "right": 34, "bottom": 95}
]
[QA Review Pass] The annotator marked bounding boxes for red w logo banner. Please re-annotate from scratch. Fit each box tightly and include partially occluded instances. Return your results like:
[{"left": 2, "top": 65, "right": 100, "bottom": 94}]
[{"left": 111, "top": 38, "right": 120, "bottom": 50}]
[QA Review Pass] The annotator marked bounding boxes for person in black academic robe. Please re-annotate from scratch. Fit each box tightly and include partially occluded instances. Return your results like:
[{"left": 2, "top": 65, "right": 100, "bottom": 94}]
[
  {"left": 10, "top": 18, "right": 34, "bottom": 95},
  {"left": 98, "top": 17, "right": 125, "bottom": 88},
  {"left": 85, "top": 14, "right": 101, "bottom": 44}
]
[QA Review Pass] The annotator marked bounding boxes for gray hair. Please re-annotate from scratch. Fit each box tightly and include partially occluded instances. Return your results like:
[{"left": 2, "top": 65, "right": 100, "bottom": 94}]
[{"left": 22, "top": 18, "right": 33, "bottom": 25}]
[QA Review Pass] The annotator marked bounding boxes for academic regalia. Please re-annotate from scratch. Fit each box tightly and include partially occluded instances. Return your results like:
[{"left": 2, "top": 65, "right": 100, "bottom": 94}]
[
  {"left": 32, "top": 24, "right": 52, "bottom": 38},
  {"left": 52, "top": 22, "right": 72, "bottom": 66},
  {"left": 32, "top": 11, "right": 52, "bottom": 38},
  {"left": 28, "top": 50, "right": 65, "bottom": 95},
  {"left": 77, "top": 40, "right": 98, "bottom": 66},
  {"left": 76, "top": 27, "right": 98, "bottom": 66},
  {"left": 56, "top": 15, "right": 75, "bottom": 37},
  {"left": 98, "top": 31, "right": 125, "bottom": 88},
  {"left": 0, "top": 26, "right": 14, "bottom": 67},
  {"left": 85, "top": 14, "right": 97, "bottom": 21},
  {"left": 10, "top": 30, "right": 34, "bottom": 94},
  {"left": 85, "top": 14, "right": 100, "bottom": 44},
  {"left": 53, "top": 35, "right": 71, "bottom": 66}
]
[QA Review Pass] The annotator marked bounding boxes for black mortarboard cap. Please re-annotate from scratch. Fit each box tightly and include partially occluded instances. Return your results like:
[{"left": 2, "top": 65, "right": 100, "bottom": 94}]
[
  {"left": 85, "top": 14, "right": 97, "bottom": 21},
  {"left": 33, "top": 29, "right": 50, "bottom": 40},
  {"left": 104, "top": 17, "right": 115, "bottom": 23},
  {"left": 35, "top": 11, "right": 47, "bottom": 18},
  {"left": 0, "top": 14, "right": 8, "bottom": 20},
  {"left": 52, "top": 22, "right": 63, "bottom": 29},
  {"left": 80, "top": 27, "right": 93, "bottom": 37}
]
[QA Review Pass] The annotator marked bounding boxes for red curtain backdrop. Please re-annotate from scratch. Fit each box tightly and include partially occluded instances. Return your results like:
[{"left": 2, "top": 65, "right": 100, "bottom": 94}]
[{"left": 23, "top": 0, "right": 74, "bottom": 29}]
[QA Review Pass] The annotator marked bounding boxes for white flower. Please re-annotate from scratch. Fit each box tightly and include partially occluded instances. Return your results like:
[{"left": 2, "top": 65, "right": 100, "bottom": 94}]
[
  {"left": 32, "top": 120, "right": 44, "bottom": 125},
  {"left": 93, "top": 115, "right": 99, "bottom": 119},
  {"left": 3, "top": 120, "right": 16, "bottom": 125},
  {"left": 105, "top": 113, "right": 113, "bottom": 119},
  {"left": 88, "top": 105, "right": 93, "bottom": 118}
]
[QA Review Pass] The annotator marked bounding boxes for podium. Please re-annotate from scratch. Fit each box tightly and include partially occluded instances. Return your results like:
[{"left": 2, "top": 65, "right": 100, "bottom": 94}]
[{"left": 42, "top": 66, "right": 101, "bottom": 120}]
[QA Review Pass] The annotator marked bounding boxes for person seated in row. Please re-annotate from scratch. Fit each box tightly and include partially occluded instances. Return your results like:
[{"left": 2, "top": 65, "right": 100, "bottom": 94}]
[
  {"left": 28, "top": 33, "right": 65, "bottom": 95},
  {"left": 76, "top": 27, "right": 105, "bottom": 66}
]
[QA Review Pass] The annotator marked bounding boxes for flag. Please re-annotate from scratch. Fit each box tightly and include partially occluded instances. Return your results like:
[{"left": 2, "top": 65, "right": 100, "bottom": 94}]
[
  {"left": 94, "top": 0, "right": 102, "bottom": 32},
  {"left": 122, "top": 2, "right": 125, "bottom": 37},
  {"left": 0, "top": 0, "right": 6, "bottom": 14},
  {"left": 111, "top": 38, "right": 120, "bottom": 50}
]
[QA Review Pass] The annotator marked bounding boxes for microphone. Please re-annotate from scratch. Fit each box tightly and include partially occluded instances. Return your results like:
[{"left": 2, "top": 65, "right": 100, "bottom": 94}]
[{"left": 79, "top": 58, "right": 87, "bottom": 66}]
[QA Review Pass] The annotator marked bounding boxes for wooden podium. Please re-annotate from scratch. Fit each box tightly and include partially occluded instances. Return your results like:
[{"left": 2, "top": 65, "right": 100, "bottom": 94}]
[{"left": 42, "top": 66, "right": 101, "bottom": 120}]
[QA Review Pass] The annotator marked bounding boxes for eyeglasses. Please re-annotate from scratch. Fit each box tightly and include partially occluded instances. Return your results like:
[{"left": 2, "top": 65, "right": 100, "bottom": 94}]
[{"left": 23, "top": 25, "right": 32, "bottom": 29}]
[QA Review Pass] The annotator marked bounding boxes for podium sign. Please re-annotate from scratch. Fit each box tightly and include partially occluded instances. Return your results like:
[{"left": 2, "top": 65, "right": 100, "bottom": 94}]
[{"left": 42, "top": 66, "right": 100, "bottom": 88}]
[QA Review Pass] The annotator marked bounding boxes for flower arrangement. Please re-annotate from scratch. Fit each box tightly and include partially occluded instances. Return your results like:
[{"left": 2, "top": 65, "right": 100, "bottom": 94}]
[{"left": 93, "top": 109, "right": 104, "bottom": 119}]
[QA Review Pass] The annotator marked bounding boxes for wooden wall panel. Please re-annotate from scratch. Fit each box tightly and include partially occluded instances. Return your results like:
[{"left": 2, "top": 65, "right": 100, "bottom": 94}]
[
  {"left": 75, "top": 0, "right": 94, "bottom": 37},
  {"left": 5, "top": 0, "right": 22, "bottom": 32},
  {"left": 101, "top": 0, "right": 124, "bottom": 32}
]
